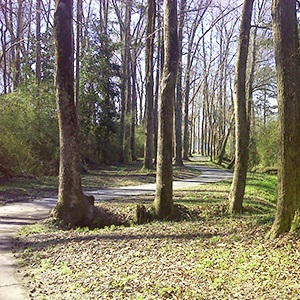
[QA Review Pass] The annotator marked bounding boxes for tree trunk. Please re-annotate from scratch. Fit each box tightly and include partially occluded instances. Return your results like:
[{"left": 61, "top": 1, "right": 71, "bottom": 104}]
[
  {"left": 35, "top": 0, "right": 41, "bottom": 84},
  {"left": 143, "top": 0, "right": 156, "bottom": 169},
  {"left": 52, "top": 0, "right": 97, "bottom": 226},
  {"left": 124, "top": 0, "right": 133, "bottom": 162},
  {"left": 218, "top": 114, "right": 234, "bottom": 165},
  {"left": 13, "top": 0, "right": 23, "bottom": 88},
  {"left": 153, "top": 0, "right": 178, "bottom": 219},
  {"left": 229, "top": 0, "right": 254, "bottom": 214},
  {"left": 268, "top": 0, "right": 300, "bottom": 238},
  {"left": 174, "top": 0, "right": 186, "bottom": 166},
  {"left": 131, "top": 57, "right": 137, "bottom": 162},
  {"left": 182, "top": 64, "right": 190, "bottom": 160},
  {"left": 1, "top": 14, "right": 8, "bottom": 94},
  {"left": 75, "top": 0, "right": 82, "bottom": 112}
]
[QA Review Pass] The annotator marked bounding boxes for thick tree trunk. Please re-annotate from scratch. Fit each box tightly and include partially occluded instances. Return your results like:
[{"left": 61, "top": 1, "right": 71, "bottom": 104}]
[
  {"left": 53, "top": 0, "right": 97, "bottom": 226},
  {"left": 153, "top": 0, "right": 178, "bottom": 219},
  {"left": 229, "top": 0, "right": 254, "bottom": 214},
  {"left": 143, "top": 0, "right": 156, "bottom": 169},
  {"left": 268, "top": 0, "right": 300, "bottom": 238}
]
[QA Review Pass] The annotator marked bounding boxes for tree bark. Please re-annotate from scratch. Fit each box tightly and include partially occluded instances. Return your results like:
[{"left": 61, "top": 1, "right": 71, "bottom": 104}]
[
  {"left": 124, "top": 0, "right": 133, "bottom": 161},
  {"left": 229, "top": 0, "right": 253, "bottom": 214},
  {"left": 268, "top": 0, "right": 300, "bottom": 238},
  {"left": 53, "top": 0, "right": 97, "bottom": 226},
  {"left": 174, "top": 0, "right": 186, "bottom": 166},
  {"left": 75, "top": 0, "right": 82, "bottom": 112},
  {"left": 153, "top": 0, "right": 178, "bottom": 219},
  {"left": 13, "top": 0, "right": 23, "bottom": 88},
  {"left": 36, "top": 0, "right": 41, "bottom": 84},
  {"left": 143, "top": 0, "right": 156, "bottom": 169},
  {"left": 218, "top": 114, "right": 234, "bottom": 165}
]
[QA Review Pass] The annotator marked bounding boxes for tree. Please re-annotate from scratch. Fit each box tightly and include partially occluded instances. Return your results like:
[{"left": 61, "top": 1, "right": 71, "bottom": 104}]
[
  {"left": 36, "top": 0, "right": 41, "bottom": 84},
  {"left": 153, "top": 0, "right": 178, "bottom": 219},
  {"left": 229, "top": 0, "right": 254, "bottom": 214},
  {"left": 52, "top": 0, "right": 97, "bottom": 226},
  {"left": 268, "top": 0, "right": 300, "bottom": 238},
  {"left": 143, "top": 0, "right": 156, "bottom": 169},
  {"left": 174, "top": 0, "right": 186, "bottom": 166},
  {"left": 75, "top": 0, "right": 83, "bottom": 111}
]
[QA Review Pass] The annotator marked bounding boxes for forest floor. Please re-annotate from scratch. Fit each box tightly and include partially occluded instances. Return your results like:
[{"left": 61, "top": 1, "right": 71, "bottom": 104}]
[{"left": 3, "top": 160, "right": 300, "bottom": 300}]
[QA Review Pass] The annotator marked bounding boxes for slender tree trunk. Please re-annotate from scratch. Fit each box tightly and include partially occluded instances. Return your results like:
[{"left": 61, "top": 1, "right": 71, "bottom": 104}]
[
  {"left": 182, "top": 53, "right": 191, "bottom": 160},
  {"left": 153, "top": 27, "right": 162, "bottom": 164},
  {"left": 124, "top": 0, "right": 132, "bottom": 161},
  {"left": 131, "top": 57, "right": 137, "bottom": 161},
  {"left": 116, "top": 0, "right": 132, "bottom": 163},
  {"left": 1, "top": 23, "right": 8, "bottom": 94},
  {"left": 174, "top": 0, "right": 186, "bottom": 166},
  {"left": 153, "top": 0, "right": 178, "bottom": 219},
  {"left": 36, "top": 0, "right": 41, "bottom": 84},
  {"left": 53, "top": 0, "right": 97, "bottom": 226},
  {"left": 13, "top": 0, "right": 23, "bottom": 88},
  {"left": 75, "top": 0, "right": 82, "bottom": 112},
  {"left": 218, "top": 114, "right": 234, "bottom": 165},
  {"left": 143, "top": 0, "right": 156, "bottom": 169},
  {"left": 268, "top": 0, "right": 300, "bottom": 238},
  {"left": 229, "top": 0, "right": 254, "bottom": 214}
]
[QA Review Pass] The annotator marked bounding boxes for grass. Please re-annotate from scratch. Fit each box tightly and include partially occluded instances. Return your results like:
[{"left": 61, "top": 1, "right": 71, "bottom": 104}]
[{"left": 12, "top": 168, "right": 300, "bottom": 300}]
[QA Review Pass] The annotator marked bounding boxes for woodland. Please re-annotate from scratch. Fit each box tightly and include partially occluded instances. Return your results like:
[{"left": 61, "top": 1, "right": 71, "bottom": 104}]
[
  {"left": 1, "top": 0, "right": 300, "bottom": 298},
  {"left": 0, "top": 0, "right": 277, "bottom": 177}
]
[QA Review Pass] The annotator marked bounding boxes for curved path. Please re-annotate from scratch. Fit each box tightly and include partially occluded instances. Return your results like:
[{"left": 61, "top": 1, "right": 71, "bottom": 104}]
[{"left": 0, "top": 163, "right": 232, "bottom": 300}]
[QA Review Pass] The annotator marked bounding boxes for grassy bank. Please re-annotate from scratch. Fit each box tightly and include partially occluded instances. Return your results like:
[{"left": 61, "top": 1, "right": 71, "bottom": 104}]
[{"left": 13, "top": 171, "right": 300, "bottom": 300}]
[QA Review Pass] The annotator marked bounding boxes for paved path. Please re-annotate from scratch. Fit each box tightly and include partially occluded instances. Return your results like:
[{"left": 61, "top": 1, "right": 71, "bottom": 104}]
[{"left": 0, "top": 163, "right": 232, "bottom": 300}]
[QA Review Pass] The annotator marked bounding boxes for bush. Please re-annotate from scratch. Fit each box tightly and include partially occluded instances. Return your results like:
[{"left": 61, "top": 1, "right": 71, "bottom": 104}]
[
  {"left": 250, "top": 118, "right": 279, "bottom": 171},
  {"left": 0, "top": 81, "right": 59, "bottom": 176}
]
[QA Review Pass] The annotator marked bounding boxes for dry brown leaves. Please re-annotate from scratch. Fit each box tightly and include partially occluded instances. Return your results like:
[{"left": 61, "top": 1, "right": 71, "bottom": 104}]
[{"left": 14, "top": 215, "right": 300, "bottom": 300}]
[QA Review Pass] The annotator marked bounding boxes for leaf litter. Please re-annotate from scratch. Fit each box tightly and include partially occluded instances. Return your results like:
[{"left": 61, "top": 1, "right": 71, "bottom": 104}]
[
  {"left": 12, "top": 172, "right": 300, "bottom": 300},
  {"left": 14, "top": 211, "right": 300, "bottom": 300}
]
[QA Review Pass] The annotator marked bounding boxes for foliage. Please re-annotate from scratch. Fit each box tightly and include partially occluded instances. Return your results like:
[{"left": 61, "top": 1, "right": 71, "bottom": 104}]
[
  {"left": 135, "top": 124, "right": 146, "bottom": 158},
  {"left": 0, "top": 81, "right": 58, "bottom": 176},
  {"left": 249, "top": 118, "right": 279, "bottom": 171},
  {"left": 79, "top": 20, "right": 120, "bottom": 164}
]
